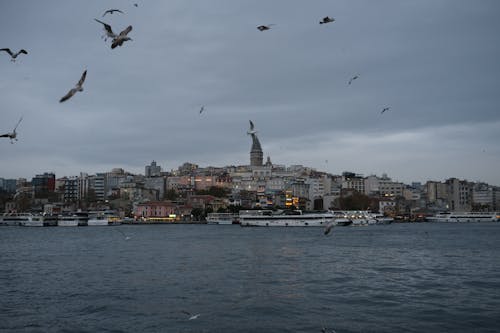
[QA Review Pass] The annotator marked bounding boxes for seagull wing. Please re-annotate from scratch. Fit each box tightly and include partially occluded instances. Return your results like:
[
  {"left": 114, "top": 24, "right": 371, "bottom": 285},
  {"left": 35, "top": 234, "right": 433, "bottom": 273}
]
[
  {"left": 0, "top": 134, "right": 10, "bottom": 138},
  {"left": 94, "top": 19, "right": 115, "bottom": 36},
  {"left": 59, "top": 88, "right": 77, "bottom": 103},
  {"left": 0, "top": 48, "right": 14, "bottom": 56},
  {"left": 119, "top": 25, "right": 133, "bottom": 36},
  {"left": 249, "top": 120, "right": 254, "bottom": 130},
  {"left": 19, "top": 49, "right": 28, "bottom": 55},
  {"left": 13, "top": 117, "right": 23, "bottom": 132},
  {"left": 77, "top": 70, "right": 87, "bottom": 88}
]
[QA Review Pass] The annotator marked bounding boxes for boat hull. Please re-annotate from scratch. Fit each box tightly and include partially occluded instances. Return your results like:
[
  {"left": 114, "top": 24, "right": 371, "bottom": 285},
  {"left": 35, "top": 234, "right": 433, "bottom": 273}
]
[{"left": 239, "top": 211, "right": 334, "bottom": 227}]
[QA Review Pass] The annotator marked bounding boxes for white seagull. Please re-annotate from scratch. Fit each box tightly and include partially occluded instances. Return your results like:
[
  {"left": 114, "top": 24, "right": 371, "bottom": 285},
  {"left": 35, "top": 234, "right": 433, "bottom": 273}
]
[
  {"left": 0, "top": 48, "right": 28, "bottom": 62},
  {"left": 59, "top": 70, "right": 87, "bottom": 103},
  {"left": 324, "top": 222, "right": 335, "bottom": 235},
  {"left": 247, "top": 120, "right": 258, "bottom": 135},
  {"left": 181, "top": 311, "right": 200, "bottom": 320},
  {"left": 94, "top": 19, "right": 133, "bottom": 48},
  {"left": 111, "top": 25, "right": 133, "bottom": 49},
  {"left": 319, "top": 16, "right": 335, "bottom": 24},
  {"left": 102, "top": 9, "right": 124, "bottom": 17},
  {"left": 0, "top": 116, "right": 23, "bottom": 144},
  {"left": 94, "top": 19, "right": 116, "bottom": 41}
]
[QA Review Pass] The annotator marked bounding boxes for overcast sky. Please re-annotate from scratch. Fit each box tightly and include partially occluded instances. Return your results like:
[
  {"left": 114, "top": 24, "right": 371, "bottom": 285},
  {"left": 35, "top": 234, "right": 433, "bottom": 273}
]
[{"left": 1, "top": 1, "right": 499, "bottom": 185}]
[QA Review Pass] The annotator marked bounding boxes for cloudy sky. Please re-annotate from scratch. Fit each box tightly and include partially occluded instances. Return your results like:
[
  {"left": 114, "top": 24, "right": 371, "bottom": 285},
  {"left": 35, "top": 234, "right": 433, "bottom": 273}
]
[{"left": 1, "top": 1, "right": 499, "bottom": 185}]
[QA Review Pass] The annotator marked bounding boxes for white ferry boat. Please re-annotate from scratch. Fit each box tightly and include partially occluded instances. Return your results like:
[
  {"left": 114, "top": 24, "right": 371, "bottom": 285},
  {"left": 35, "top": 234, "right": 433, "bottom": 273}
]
[
  {"left": 58, "top": 213, "right": 88, "bottom": 226},
  {"left": 1, "top": 213, "right": 34, "bottom": 226},
  {"left": 426, "top": 212, "right": 499, "bottom": 223},
  {"left": 21, "top": 215, "right": 58, "bottom": 227},
  {"left": 206, "top": 213, "right": 238, "bottom": 225},
  {"left": 87, "top": 210, "right": 122, "bottom": 226},
  {"left": 239, "top": 210, "right": 335, "bottom": 227}
]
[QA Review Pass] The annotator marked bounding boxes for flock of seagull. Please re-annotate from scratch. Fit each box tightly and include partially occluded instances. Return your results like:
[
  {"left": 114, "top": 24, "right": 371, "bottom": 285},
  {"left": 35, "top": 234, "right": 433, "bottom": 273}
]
[{"left": 1, "top": 6, "right": 391, "bottom": 145}]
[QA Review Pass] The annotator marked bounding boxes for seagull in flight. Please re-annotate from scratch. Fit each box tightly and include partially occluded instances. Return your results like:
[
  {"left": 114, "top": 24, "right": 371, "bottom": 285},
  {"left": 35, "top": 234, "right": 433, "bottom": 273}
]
[
  {"left": 0, "top": 116, "right": 23, "bottom": 144},
  {"left": 59, "top": 70, "right": 87, "bottom": 103},
  {"left": 94, "top": 19, "right": 133, "bottom": 48},
  {"left": 102, "top": 9, "right": 124, "bottom": 17},
  {"left": 247, "top": 120, "right": 258, "bottom": 135},
  {"left": 181, "top": 311, "right": 200, "bottom": 320},
  {"left": 381, "top": 107, "right": 390, "bottom": 114},
  {"left": 111, "top": 25, "right": 133, "bottom": 49},
  {"left": 319, "top": 16, "right": 335, "bottom": 24},
  {"left": 324, "top": 222, "right": 334, "bottom": 235},
  {"left": 94, "top": 18, "right": 116, "bottom": 41},
  {"left": 348, "top": 75, "right": 359, "bottom": 85},
  {"left": 257, "top": 24, "right": 275, "bottom": 31},
  {"left": 0, "top": 48, "right": 28, "bottom": 62}
]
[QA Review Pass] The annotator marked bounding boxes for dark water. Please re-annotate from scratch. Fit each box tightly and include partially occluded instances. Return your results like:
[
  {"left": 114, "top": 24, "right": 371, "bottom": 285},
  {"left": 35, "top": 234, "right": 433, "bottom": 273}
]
[{"left": 1, "top": 223, "right": 500, "bottom": 333}]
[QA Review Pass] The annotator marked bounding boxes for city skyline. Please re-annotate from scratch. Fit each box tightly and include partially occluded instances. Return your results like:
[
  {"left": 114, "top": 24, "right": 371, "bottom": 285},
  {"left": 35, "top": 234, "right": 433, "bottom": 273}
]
[{"left": 1, "top": 1, "right": 499, "bottom": 185}]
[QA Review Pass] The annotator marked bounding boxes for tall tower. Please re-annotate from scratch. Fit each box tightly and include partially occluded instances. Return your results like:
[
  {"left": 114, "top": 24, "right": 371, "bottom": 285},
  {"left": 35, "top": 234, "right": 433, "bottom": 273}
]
[{"left": 247, "top": 120, "right": 263, "bottom": 166}]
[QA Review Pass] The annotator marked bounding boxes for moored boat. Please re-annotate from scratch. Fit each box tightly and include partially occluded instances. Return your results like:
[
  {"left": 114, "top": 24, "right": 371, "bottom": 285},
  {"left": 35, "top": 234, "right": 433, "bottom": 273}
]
[
  {"left": 21, "top": 214, "right": 58, "bottom": 227},
  {"left": 426, "top": 211, "right": 498, "bottom": 223},
  {"left": 58, "top": 213, "right": 88, "bottom": 226},
  {"left": 239, "top": 209, "right": 334, "bottom": 227},
  {"left": 0, "top": 213, "right": 35, "bottom": 226},
  {"left": 206, "top": 213, "right": 238, "bottom": 225}
]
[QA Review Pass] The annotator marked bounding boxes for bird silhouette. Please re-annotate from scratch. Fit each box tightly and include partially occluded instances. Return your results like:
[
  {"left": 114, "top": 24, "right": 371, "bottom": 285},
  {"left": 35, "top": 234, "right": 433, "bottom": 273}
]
[
  {"left": 0, "top": 48, "right": 28, "bottom": 62},
  {"left": 319, "top": 16, "right": 335, "bottom": 24},
  {"left": 348, "top": 75, "right": 359, "bottom": 85},
  {"left": 381, "top": 107, "right": 390, "bottom": 114},
  {"left": 102, "top": 9, "right": 124, "bottom": 17},
  {"left": 59, "top": 70, "right": 87, "bottom": 103},
  {"left": 257, "top": 24, "right": 275, "bottom": 31}
]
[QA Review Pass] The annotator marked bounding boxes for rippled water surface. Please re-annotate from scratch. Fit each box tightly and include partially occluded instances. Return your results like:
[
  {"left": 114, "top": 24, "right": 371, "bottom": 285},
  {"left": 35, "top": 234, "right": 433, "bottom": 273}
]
[{"left": 1, "top": 223, "right": 500, "bottom": 332}]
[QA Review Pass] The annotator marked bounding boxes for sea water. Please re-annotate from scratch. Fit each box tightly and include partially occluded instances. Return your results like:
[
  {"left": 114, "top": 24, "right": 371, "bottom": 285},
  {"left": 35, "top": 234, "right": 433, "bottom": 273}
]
[{"left": 1, "top": 222, "right": 500, "bottom": 332}]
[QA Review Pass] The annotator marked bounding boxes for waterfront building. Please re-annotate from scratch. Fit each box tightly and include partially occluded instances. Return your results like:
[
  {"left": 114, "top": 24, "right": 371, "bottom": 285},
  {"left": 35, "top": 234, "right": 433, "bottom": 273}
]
[
  {"left": 145, "top": 160, "right": 162, "bottom": 177},
  {"left": 446, "top": 178, "right": 473, "bottom": 211},
  {"left": 342, "top": 171, "right": 365, "bottom": 193},
  {"left": 31, "top": 172, "right": 55, "bottom": 198}
]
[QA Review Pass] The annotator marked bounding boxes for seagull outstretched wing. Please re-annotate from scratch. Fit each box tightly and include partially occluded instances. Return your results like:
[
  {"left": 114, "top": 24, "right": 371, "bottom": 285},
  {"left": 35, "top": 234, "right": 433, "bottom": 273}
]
[
  {"left": 0, "top": 48, "right": 13, "bottom": 56},
  {"left": 13, "top": 116, "right": 23, "bottom": 132},
  {"left": 94, "top": 18, "right": 116, "bottom": 38},
  {"left": 103, "top": 9, "right": 124, "bottom": 17},
  {"left": 60, "top": 70, "right": 87, "bottom": 103},
  {"left": 119, "top": 25, "right": 133, "bottom": 37}
]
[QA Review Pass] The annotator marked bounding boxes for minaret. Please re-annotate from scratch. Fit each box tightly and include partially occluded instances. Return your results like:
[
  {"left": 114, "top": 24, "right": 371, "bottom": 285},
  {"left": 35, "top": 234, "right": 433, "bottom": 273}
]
[{"left": 247, "top": 120, "right": 263, "bottom": 166}]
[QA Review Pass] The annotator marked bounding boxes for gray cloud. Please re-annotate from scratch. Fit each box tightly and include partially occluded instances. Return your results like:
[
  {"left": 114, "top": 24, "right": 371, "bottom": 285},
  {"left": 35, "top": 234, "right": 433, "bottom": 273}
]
[{"left": 1, "top": 0, "right": 499, "bottom": 185}]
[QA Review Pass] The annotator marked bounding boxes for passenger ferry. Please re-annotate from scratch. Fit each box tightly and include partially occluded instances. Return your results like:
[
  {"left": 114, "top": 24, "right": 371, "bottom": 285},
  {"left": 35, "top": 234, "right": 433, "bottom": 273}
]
[
  {"left": 239, "top": 210, "right": 335, "bottom": 227},
  {"left": 87, "top": 210, "right": 122, "bottom": 226},
  {"left": 426, "top": 211, "right": 499, "bottom": 223},
  {"left": 0, "top": 213, "right": 58, "bottom": 227},
  {"left": 206, "top": 213, "right": 238, "bottom": 225},
  {"left": 21, "top": 215, "right": 58, "bottom": 227},
  {"left": 58, "top": 213, "right": 89, "bottom": 226},
  {"left": 0, "top": 213, "right": 32, "bottom": 226}
]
